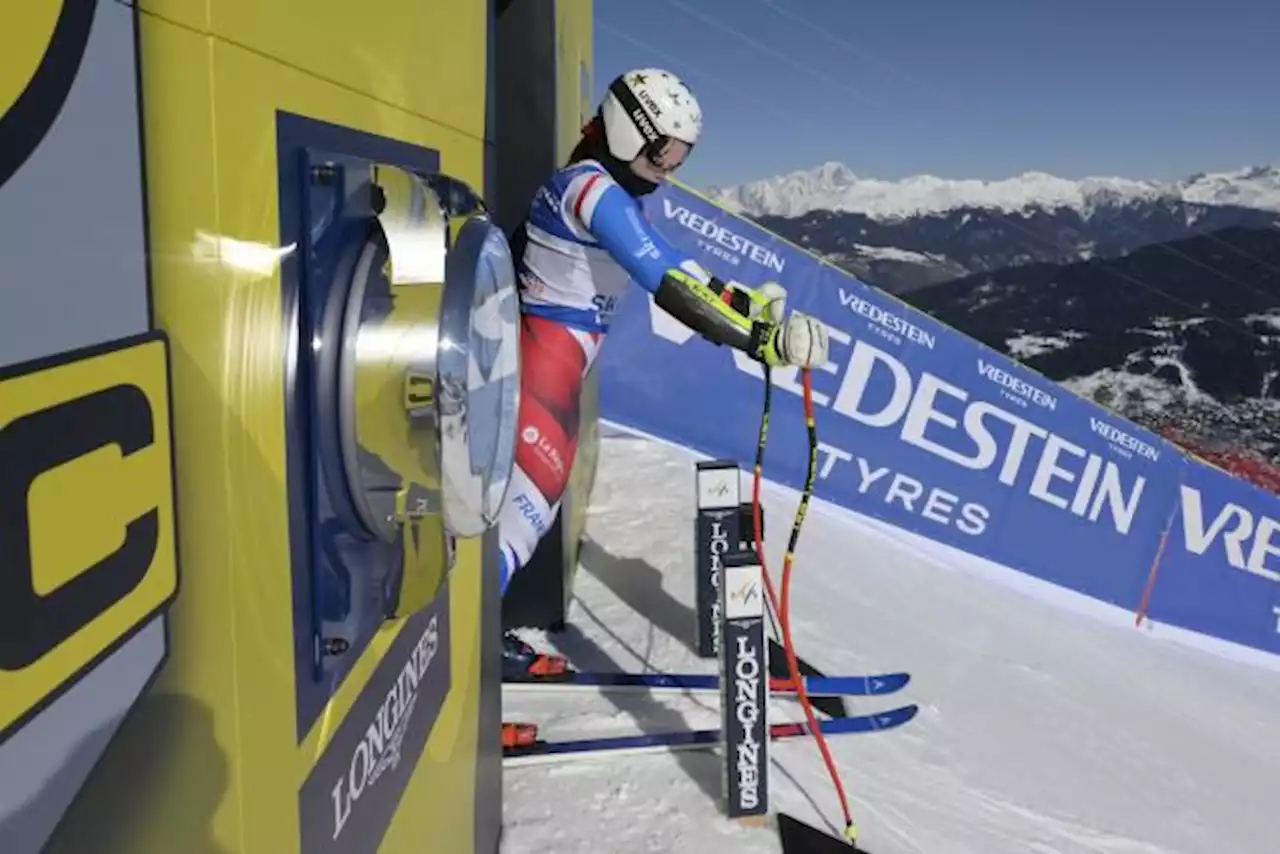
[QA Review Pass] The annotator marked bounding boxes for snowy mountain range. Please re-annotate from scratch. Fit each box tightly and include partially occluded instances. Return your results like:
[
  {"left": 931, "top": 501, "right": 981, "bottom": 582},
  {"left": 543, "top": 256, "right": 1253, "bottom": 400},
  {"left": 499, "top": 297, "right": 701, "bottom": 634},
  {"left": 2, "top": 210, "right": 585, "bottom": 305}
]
[
  {"left": 705, "top": 163, "right": 1280, "bottom": 295},
  {"left": 703, "top": 162, "right": 1280, "bottom": 465},
  {"left": 708, "top": 162, "right": 1280, "bottom": 221}
]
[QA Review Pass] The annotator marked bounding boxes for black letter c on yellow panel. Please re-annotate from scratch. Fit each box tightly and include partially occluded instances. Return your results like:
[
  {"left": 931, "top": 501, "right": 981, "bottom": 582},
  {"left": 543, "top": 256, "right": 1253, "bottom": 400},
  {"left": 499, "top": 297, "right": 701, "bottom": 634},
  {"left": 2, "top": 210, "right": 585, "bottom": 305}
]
[{"left": 0, "top": 383, "right": 158, "bottom": 671}]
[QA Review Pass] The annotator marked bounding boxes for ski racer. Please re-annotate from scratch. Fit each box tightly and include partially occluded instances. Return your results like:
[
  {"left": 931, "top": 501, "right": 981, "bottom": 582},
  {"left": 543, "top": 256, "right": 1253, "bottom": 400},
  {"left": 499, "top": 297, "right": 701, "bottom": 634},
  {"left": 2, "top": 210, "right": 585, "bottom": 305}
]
[{"left": 496, "top": 68, "right": 829, "bottom": 739}]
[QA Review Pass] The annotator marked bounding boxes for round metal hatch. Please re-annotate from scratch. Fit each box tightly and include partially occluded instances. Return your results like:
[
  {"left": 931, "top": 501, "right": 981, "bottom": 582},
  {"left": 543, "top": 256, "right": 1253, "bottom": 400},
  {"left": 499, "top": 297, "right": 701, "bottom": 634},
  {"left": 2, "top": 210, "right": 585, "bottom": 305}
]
[
  {"left": 333, "top": 167, "right": 519, "bottom": 543},
  {"left": 435, "top": 213, "right": 521, "bottom": 537},
  {"left": 335, "top": 226, "right": 437, "bottom": 542}
]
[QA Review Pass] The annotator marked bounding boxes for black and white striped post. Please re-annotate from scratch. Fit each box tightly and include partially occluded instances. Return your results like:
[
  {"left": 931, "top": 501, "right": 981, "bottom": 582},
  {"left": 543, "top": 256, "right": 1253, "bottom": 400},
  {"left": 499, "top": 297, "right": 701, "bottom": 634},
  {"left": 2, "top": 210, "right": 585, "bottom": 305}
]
[
  {"left": 695, "top": 459, "right": 771, "bottom": 820},
  {"left": 694, "top": 459, "right": 741, "bottom": 659},
  {"left": 719, "top": 547, "right": 770, "bottom": 820}
]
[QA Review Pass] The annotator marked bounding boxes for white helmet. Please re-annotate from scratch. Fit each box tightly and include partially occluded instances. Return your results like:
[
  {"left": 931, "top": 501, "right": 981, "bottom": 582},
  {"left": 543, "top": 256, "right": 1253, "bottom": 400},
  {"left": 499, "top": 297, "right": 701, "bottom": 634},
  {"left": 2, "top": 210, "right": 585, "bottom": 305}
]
[{"left": 599, "top": 68, "right": 702, "bottom": 163}]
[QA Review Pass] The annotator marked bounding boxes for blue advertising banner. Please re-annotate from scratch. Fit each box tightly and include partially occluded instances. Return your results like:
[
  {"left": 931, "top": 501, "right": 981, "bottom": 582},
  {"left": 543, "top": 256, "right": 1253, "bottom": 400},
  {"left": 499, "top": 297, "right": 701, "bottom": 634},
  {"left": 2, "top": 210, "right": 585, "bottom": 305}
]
[
  {"left": 595, "top": 180, "right": 1280, "bottom": 658},
  {"left": 1146, "top": 457, "right": 1280, "bottom": 654}
]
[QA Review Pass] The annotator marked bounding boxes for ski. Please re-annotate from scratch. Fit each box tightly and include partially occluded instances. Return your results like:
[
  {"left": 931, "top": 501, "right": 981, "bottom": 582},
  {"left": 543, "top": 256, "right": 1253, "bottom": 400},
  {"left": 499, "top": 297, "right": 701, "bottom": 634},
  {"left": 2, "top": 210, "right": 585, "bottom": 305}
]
[
  {"left": 502, "top": 703, "right": 918, "bottom": 766},
  {"left": 766, "top": 639, "right": 852, "bottom": 720},
  {"left": 503, "top": 669, "right": 909, "bottom": 698}
]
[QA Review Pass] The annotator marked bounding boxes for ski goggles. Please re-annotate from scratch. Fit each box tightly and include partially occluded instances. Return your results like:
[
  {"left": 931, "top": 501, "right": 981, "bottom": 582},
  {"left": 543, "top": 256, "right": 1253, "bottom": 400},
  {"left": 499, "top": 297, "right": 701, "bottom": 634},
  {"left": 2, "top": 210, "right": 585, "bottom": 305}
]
[{"left": 642, "top": 137, "right": 693, "bottom": 174}]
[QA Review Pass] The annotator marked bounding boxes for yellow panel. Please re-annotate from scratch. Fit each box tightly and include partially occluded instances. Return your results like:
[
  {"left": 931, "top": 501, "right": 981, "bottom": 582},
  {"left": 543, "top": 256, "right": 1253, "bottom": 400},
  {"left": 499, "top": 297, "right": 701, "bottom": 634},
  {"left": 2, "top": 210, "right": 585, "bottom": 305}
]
[
  {"left": 43, "top": 7, "right": 490, "bottom": 850},
  {"left": 0, "top": 0, "right": 61, "bottom": 119},
  {"left": 208, "top": 30, "right": 485, "bottom": 854},
  {"left": 555, "top": 0, "right": 597, "bottom": 570},
  {"left": 555, "top": 0, "right": 596, "bottom": 162},
  {"left": 137, "top": 0, "right": 212, "bottom": 33},
  {"left": 40, "top": 16, "right": 251, "bottom": 854},
  {"left": 208, "top": 0, "right": 488, "bottom": 140},
  {"left": 27, "top": 1, "right": 503, "bottom": 851},
  {"left": 379, "top": 535, "right": 484, "bottom": 853}
]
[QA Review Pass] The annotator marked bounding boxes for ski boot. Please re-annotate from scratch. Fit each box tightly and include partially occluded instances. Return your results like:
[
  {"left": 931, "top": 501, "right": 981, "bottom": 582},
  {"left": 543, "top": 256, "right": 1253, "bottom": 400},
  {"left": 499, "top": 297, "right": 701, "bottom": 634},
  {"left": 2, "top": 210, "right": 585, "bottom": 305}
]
[
  {"left": 502, "top": 630, "right": 572, "bottom": 682},
  {"left": 500, "top": 631, "right": 571, "bottom": 749},
  {"left": 501, "top": 721, "right": 539, "bottom": 750}
]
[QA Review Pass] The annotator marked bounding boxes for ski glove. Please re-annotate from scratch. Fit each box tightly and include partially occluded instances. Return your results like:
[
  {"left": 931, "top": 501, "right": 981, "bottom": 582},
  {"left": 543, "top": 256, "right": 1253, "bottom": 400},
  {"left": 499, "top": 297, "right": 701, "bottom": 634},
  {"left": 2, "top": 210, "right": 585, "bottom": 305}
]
[
  {"left": 727, "top": 281, "right": 829, "bottom": 368},
  {"left": 724, "top": 281, "right": 787, "bottom": 325},
  {"left": 651, "top": 267, "right": 827, "bottom": 368},
  {"left": 750, "top": 312, "right": 830, "bottom": 369}
]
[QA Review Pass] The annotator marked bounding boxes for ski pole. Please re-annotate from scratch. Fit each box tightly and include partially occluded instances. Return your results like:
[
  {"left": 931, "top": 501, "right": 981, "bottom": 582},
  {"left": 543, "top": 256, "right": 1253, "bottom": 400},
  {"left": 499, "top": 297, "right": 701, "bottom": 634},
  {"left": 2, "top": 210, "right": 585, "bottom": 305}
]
[{"left": 751, "top": 364, "right": 859, "bottom": 845}]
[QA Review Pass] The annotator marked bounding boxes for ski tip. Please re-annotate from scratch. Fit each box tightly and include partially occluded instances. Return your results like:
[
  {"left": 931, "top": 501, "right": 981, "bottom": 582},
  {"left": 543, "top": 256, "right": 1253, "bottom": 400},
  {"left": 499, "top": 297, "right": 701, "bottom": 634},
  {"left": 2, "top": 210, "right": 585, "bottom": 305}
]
[
  {"left": 869, "top": 672, "right": 910, "bottom": 693},
  {"left": 874, "top": 704, "right": 918, "bottom": 729},
  {"left": 814, "top": 703, "right": 918, "bottom": 735}
]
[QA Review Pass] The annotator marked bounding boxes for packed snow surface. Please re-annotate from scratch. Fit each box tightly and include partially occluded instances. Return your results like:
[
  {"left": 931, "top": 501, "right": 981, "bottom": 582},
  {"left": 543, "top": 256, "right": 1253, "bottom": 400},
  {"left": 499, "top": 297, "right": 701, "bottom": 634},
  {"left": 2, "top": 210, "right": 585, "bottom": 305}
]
[{"left": 500, "top": 428, "right": 1280, "bottom": 853}]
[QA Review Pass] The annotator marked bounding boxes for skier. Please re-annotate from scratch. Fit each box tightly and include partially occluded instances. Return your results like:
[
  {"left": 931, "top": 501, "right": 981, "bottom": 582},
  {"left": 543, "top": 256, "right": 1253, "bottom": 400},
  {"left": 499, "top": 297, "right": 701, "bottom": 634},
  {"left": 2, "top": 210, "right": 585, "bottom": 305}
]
[{"left": 497, "top": 68, "right": 828, "bottom": 742}]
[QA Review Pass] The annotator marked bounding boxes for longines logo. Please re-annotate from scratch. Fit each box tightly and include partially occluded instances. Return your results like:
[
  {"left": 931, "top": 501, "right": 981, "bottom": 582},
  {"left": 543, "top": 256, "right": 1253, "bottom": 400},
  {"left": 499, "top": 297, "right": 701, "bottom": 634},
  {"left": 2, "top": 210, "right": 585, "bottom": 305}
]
[
  {"left": 731, "top": 633, "right": 763, "bottom": 810},
  {"left": 299, "top": 597, "right": 451, "bottom": 854},
  {"left": 330, "top": 616, "right": 439, "bottom": 840}
]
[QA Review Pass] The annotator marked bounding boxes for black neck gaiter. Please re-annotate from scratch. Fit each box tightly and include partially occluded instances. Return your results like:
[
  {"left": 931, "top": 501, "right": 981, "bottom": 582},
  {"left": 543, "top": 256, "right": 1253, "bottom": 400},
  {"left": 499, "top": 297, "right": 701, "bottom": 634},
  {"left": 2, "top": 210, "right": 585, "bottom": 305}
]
[{"left": 566, "top": 123, "right": 659, "bottom": 197}]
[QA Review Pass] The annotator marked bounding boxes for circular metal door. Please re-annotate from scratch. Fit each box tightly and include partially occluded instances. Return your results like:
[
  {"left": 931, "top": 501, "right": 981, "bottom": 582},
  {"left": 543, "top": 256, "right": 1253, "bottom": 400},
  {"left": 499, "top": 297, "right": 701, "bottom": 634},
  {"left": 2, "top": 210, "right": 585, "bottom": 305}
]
[
  {"left": 436, "top": 214, "right": 521, "bottom": 537},
  {"left": 332, "top": 168, "right": 519, "bottom": 544}
]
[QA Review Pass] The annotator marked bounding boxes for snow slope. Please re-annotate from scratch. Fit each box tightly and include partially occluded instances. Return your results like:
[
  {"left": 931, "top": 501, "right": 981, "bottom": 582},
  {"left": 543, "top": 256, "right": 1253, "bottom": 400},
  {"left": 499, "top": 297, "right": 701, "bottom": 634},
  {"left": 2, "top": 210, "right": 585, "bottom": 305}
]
[{"left": 500, "top": 428, "right": 1280, "bottom": 854}]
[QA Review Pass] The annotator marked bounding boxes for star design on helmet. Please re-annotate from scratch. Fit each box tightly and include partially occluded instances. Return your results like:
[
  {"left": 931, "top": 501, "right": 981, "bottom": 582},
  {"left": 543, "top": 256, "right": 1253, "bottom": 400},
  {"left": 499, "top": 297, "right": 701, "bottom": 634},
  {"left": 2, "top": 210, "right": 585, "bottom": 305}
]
[
  {"left": 628, "top": 72, "right": 649, "bottom": 86},
  {"left": 668, "top": 88, "right": 683, "bottom": 105}
]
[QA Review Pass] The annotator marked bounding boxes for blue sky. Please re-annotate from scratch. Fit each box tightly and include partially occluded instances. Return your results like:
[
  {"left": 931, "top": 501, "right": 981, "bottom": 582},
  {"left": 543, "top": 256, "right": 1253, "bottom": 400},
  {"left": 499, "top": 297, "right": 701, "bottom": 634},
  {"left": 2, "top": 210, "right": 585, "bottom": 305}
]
[{"left": 593, "top": 0, "right": 1280, "bottom": 189}]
